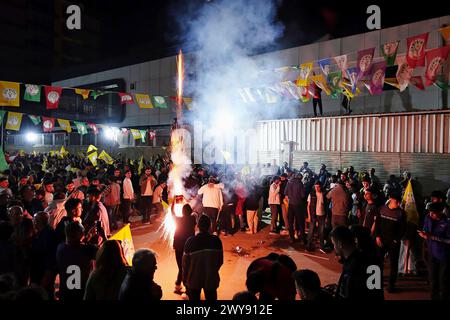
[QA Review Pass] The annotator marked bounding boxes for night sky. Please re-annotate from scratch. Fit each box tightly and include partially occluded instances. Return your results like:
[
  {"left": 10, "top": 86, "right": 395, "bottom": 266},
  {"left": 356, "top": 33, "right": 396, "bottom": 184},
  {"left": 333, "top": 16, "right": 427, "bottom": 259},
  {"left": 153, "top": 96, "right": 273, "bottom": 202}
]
[{"left": 0, "top": 0, "right": 448, "bottom": 83}]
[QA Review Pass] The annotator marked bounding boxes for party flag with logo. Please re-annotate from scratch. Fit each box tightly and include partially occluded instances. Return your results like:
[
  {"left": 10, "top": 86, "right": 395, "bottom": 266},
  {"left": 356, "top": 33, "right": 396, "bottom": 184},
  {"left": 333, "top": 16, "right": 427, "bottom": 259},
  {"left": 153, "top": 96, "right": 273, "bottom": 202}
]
[
  {"left": 152, "top": 96, "right": 168, "bottom": 108},
  {"left": 139, "top": 130, "right": 147, "bottom": 143},
  {"left": 0, "top": 81, "right": 20, "bottom": 107},
  {"left": 118, "top": 93, "right": 134, "bottom": 105},
  {"left": 74, "top": 121, "right": 88, "bottom": 135},
  {"left": 135, "top": 94, "right": 153, "bottom": 109},
  {"left": 424, "top": 46, "right": 450, "bottom": 86},
  {"left": 357, "top": 48, "right": 375, "bottom": 77},
  {"left": 44, "top": 86, "right": 63, "bottom": 110},
  {"left": 296, "top": 62, "right": 313, "bottom": 87},
  {"left": 368, "top": 61, "right": 386, "bottom": 95},
  {"left": 396, "top": 56, "right": 414, "bottom": 92},
  {"left": 318, "top": 58, "right": 332, "bottom": 77},
  {"left": 87, "top": 122, "right": 98, "bottom": 135},
  {"left": 406, "top": 33, "right": 429, "bottom": 68},
  {"left": 28, "top": 115, "right": 41, "bottom": 125},
  {"left": 24, "top": 84, "right": 41, "bottom": 102},
  {"left": 42, "top": 117, "right": 55, "bottom": 133},
  {"left": 334, "top": 55, "right": 348, "bottom": 71},
  {"left": 75, "top": 88, "right": 91, "bottom": 100},
  {"left": 131, "top": 129, "right": 141, "bottom": 140},
  {"left": 110, "top": 224, "right": 135, "bottom": 266},
  {"left": 380, "top": 41, "right": 400, "bottom": 66},
  {"left": 5, "top": 112, "right": 23, "bottom": 131},
  {"left": 98, "top": 150, "right": 114, "bottom": 165},
  {"left": 87, "top": 145, "right": 98, "bottom": 167},
  {"left": 57, "top": 119, "right": 72, "bottom": 133}
]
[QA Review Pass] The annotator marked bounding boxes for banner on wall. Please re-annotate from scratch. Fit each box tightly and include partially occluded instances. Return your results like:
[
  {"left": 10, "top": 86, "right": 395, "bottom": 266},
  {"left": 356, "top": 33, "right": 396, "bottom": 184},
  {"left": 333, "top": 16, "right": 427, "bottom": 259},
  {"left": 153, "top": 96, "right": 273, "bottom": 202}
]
[
  {"left": 368, "top": 61, "right": 387, "bottom": 95},
  {"left": 380, "top": 41, "right": 400, "bottom": 66},
  {"left": 357, "top": 48, "right": 375, "bottom": 77},
  {"left": 135, "top": 94, "right": 153, "bottom": 109},
  {"left": 424, "top": 46, "right": 450, "bottom": 86},
  {"left": 42, "top": 117, "right": 55, "bottom": 133},
  {"left": 24, "top": 84, "right": 41, "bottom": 102},
  {"left": 119, "top": 93, "right": 134, "bottom": 105},
  {"left": 44, "top": 86, "right": 62, "bottom": 110}
]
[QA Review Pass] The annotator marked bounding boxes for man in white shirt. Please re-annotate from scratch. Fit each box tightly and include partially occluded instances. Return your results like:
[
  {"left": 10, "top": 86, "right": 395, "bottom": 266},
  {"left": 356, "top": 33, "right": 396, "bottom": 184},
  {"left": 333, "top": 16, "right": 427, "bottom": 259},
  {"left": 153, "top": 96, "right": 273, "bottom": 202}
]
[
  {"left": 122, "top": 170, "right": 134, "bottom": 224},
  {"left": 139, "top": 168, "right": 157, "bottom": 224},
  {"left": 197, "top": 177, "right": 223, "bottom": 234}
]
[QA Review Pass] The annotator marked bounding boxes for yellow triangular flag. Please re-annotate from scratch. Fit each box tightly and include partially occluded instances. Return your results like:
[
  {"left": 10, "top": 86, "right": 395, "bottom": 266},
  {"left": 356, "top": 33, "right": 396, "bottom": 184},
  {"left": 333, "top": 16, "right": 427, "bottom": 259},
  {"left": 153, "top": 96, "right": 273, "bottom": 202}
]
[
  {"left": 19, "top": 150, "right": 25, "bottom": 157},
  {"left": 109, "top": 224, "right": 135, "bottom": 266},
  {"left": 402, "top": 180, "right": 419, "bottom": 226},
  {"left": 60, "top": 146, "right": 68, "bottom": 158}
]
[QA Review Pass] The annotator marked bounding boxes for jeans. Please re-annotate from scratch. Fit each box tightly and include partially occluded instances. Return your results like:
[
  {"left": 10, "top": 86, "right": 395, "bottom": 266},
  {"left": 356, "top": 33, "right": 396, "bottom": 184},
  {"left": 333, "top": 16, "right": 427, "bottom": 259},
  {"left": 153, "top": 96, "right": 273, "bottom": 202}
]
[
  {"left": 246, "top": 210, "right": 258, "bottom": 233},
  {"left": 175, "top": 248, "right": 183, "bottom": 286},
  {"left": 307, "top": 214, "right": 326, "bottom": 249},
  {"left": 186, "top": 288, "right": 217, "bottom": 301},
  {"left": 203, "top": 207, "right": 219, "bottom": 233},
  {"left": 269, "top": 204, "right": 280, "bottom": 232},
  {"left": 313, "top": 98, "right": 323, "bottom": 116},
  {"left": 105, "top": 204, "right": 119, "bottom": 229},
  {"left": 288, "top": 204, "right": 306, "bottom": 241},
  {"left": 378, "top": 241, "right": 401, "bottom": 287},
  {"left": 140, "top": 195, "right": 153, "bottom": 222},
  {"left": 122, "top": 199, "right": 132, "bottom": 223},
  {"left": 430, "top": 257, "right": 450, "bottom": 300}
]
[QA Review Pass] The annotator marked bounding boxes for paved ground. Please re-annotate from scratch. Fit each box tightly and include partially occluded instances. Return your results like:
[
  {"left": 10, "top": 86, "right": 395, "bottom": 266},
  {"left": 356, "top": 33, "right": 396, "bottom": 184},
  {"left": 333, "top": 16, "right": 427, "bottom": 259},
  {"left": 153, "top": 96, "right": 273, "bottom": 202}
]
[{"left": 125, "top": 213, "right": 430, "bottom": 300}]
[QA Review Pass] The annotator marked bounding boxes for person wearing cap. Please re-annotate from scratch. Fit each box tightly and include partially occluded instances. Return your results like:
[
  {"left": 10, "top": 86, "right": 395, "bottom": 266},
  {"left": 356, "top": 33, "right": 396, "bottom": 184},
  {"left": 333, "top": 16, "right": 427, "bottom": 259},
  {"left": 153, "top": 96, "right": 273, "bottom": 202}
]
[
  {"left": 374, "top": 192, "right": 407, "bottom": 293},
  {"left": 419, "top": 202, "right": 450, "bottom": 300},
  {"left": 197, "top": 177, "right": 223, "bottom": 235}
]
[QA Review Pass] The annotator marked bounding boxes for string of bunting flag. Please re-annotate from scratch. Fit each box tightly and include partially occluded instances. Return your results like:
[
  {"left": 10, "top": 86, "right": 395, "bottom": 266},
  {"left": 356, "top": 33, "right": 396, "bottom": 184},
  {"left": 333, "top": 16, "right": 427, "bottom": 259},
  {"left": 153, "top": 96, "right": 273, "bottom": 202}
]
[
  {"left": 239, "top": 26, "right": 450, "bottom": 104},
  {"left": 0, "top": 110, "right": 157, "bottom": 143}
]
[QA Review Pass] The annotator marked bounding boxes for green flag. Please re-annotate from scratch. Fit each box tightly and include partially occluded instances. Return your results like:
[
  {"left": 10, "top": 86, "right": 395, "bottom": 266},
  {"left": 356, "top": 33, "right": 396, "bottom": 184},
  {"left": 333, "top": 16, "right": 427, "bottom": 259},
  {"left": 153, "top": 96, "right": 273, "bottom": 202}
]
[
  {"left": 90, "top": 90, "right": 108, "bottom": 100},
  {"left": 435, "top": 80, "right": 450, "bottom": 90},
  {"left": 24, "top": 84, "right": 41, "bottom": 102},
  {"left": 28, "top": 115, "right": 41, "bottom": 125},
  {"left": 74, "top": 121, "right": 88, "bottom": 135},
  {"left": 139, "top": 130, "right": 147, "bottom": 143},
  {"left": 327, "top": 71, "right": 343, "bottom": 98},
  {"left": 380, "top": 41, "right": 399, "bottom": 67},
  {"left": 0, "top": 149, "right": 9, "bottom": 172},
  {"left": 0, "top": 111, "right": 5, "bottom": 123},
  {"left": 152, "top": 96, "right": 167, "bottom": 108}
]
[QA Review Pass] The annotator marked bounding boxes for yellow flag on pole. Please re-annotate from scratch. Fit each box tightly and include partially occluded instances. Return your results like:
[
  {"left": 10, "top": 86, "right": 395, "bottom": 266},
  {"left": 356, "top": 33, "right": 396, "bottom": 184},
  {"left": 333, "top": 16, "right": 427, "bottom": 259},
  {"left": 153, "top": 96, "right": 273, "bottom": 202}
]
[
  {"left": 401, "top": 180, "right": 419, "bottom": 225},
  {"left": 87, "top": 145, "right": 98, "bottom": 167},
  {"left": 59, "top": 146, "right": 68, "bottom": 158},
  {"left": 98, "top": 150, "right": 114, "bottom": 165},
  {"left": 138, "top": 156, "right": 144, "bottom": 175},
  {"left": 109, "top": 224, "right": 135, "bottom": 266}
]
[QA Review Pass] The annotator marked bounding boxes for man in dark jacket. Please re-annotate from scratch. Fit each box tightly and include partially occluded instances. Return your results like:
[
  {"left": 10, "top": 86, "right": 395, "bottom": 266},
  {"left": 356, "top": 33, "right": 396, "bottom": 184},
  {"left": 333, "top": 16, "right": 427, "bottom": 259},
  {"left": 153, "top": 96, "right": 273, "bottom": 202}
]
[
  {"left": 119, "top": 248, "right": 162, "bottom": 301},
  {"left": 183, "top": 215, "right": 223, "bottom": 301},
  {"left": 419, "top": 202, "right": 450, "bottom": 300},
  {"left": 31, "top": 212, "right": 57, "bottom": 299},
  {"left": 375, "top": 192, "right": 407, "bottom": 293},
  {"left": 331, "top": 226, "right": 384, "bottom": 300},
  {"left": 285, "top": 173, "right": 306, "bottom": 243}
]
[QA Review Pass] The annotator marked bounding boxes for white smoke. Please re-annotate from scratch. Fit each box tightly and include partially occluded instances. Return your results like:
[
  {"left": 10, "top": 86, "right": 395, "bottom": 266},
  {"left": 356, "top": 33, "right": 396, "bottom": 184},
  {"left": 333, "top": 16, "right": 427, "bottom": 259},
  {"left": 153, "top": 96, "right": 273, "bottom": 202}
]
[{"left": 175, "top": 0, "right": 298, "bottom": 165}]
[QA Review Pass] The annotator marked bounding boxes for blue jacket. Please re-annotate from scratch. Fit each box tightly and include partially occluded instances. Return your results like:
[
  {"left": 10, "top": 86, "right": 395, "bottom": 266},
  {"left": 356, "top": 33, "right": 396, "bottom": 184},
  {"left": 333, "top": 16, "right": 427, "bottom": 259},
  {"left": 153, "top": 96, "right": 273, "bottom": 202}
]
[{"left": 423, "top": 215, "right": 450, "bottom": 261}]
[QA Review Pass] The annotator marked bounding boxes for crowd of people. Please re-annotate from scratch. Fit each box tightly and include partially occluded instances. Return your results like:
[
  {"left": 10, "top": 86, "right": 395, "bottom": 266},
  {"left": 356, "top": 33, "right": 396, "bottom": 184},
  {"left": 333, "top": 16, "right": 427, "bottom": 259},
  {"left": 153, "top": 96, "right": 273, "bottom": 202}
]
[{"left": 0, "top": 150, "right": 449, "bottom": 300}]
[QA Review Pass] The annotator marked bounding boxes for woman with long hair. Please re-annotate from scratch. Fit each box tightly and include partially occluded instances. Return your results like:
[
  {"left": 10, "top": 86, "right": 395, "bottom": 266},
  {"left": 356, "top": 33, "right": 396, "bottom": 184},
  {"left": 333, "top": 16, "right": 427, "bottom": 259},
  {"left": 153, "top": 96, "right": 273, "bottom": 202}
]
[{"left": 84, "top": 240, "right": 129, "bottom": 300}]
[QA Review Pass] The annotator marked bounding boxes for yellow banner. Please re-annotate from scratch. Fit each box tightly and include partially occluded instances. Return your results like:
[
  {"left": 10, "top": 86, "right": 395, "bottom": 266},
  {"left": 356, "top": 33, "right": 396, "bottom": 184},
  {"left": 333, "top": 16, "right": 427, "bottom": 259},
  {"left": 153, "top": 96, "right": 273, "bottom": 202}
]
[
  {"left": 5, "top": 112, "right": 23, "bottom": 131},
  {"left": 109, "top": 224, "right": 135, "bottom": 266},
  {"left": 0, "top": 81, "right": 20, "bottom": 107},
  {"left": 296, "top": 62, "right": 313, "bottom": 87},
  {"left": 57, "top": 119, "right": 72, "bottom": 133},
  {"left": 87, "top": 145, "right": 98, "bottom": 167},
  {"left": 98, "top": 150, "right": 114, "bottom": 165},
  {"left": 138, "top": 156, "right": 144, "bottom": 175},
  {"left": 74, "top": 88, "right": 91, "bottom": 100},
  {"left": 402, "top": 180, "right": 419, "bottom": 225},
  {"left": 131, "top": 129, "right": 141, "bottom": 140},
  {"left": 135, "top": 94, "right": 153, "bottom": 109},
  {"left": 311, "top": 74, "right": 331, "bottom": 95}
]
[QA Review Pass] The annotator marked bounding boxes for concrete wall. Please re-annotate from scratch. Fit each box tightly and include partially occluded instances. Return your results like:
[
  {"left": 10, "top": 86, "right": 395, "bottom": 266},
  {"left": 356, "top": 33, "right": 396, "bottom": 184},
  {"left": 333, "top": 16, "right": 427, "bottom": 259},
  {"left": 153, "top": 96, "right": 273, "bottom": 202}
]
[{"left": 53, "top": 15, "right": 450, "bottom": 127}]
